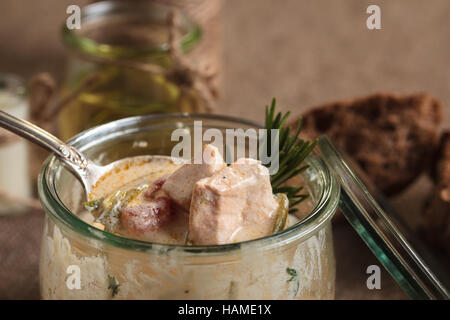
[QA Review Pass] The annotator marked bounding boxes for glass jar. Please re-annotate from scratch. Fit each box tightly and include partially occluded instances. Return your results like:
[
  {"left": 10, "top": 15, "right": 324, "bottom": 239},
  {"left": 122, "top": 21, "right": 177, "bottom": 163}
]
[
  {"left": 58, "top": 1, "right": 214, "bottom": 140},
  {"left": 38, "top": 114, "right": 339, "bottom": 299}
]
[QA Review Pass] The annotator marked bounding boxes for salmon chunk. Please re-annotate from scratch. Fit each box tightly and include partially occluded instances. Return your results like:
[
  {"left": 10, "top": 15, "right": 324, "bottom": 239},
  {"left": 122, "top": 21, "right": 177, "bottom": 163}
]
[
  {"left": 162, "top": 144, "right": 226, "bottom": 210},
  {"left": 121, "top": 196, "right": 173, "bottom": 234},
  {"left": 189, "top": 158, "right": 279, "bottom": 245}
]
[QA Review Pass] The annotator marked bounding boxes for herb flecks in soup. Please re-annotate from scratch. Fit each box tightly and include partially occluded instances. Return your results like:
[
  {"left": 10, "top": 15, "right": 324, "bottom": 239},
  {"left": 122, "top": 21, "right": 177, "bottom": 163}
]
[{"left": 85, "top": 144, "right": 295, "bottom": 245}]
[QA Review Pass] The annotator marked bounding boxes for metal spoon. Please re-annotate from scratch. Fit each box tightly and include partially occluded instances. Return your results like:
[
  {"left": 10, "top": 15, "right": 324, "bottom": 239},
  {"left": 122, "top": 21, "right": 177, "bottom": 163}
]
[{"left": 0, "top": 110, "right": 136, "bottom": 197}]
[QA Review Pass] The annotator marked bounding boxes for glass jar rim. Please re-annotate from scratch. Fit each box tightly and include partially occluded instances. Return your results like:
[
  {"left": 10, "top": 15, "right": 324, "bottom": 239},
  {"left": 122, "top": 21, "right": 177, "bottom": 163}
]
[
  {"left": 38, "top": 113, "right": 339, "bottom": 255},
  {"left": 62, "top": 0, "right": 202, "bottom": 60}
]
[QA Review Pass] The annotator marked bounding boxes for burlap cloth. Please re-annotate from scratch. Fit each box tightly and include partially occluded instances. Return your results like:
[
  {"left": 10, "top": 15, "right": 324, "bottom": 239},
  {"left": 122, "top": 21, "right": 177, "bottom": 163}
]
[
  {"left": 2, "top": 0, "right": 450, "bottom": 299},
  {"left": 0, "top": 209, "right": 43, "bottom": 299}
]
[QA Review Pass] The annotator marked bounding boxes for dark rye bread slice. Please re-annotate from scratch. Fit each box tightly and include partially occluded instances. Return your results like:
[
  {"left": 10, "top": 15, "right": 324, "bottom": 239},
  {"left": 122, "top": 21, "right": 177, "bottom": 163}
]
[
  {"left": 291, "top": 93, "right": 442, "bottom": 196},
  {"left": 421, "top": 131, "right": 450, "bottom": 255}
]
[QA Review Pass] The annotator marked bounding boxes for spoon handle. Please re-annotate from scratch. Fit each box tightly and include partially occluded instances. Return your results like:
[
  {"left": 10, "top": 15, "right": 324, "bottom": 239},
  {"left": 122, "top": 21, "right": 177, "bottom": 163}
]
[{"left": 0, "top": 110, "right": 88, "bottom": 170}]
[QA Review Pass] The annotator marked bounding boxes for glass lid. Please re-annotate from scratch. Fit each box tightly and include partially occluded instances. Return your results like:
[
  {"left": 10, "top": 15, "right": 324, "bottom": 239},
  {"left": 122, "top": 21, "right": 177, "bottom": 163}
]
[{"left": 316, "top": 136, "right": 450, "bottom": 300}]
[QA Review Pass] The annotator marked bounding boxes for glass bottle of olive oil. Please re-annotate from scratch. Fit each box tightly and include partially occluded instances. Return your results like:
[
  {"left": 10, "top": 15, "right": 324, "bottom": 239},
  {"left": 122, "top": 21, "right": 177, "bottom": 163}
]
[{"left": 58, "top": 1, "right": 206, "bottom": 140}]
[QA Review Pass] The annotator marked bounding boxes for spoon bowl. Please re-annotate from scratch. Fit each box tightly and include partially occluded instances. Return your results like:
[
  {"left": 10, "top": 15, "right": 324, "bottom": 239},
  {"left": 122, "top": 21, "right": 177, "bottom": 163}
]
[{"left": 0, "top": 110, "right": 145, "bottom": 198}]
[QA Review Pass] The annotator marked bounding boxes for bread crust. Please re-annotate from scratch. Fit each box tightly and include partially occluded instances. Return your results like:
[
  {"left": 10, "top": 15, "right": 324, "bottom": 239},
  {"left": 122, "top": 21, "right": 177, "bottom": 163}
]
[
  {"left": 292, "top": 92, "right": 443, "bottom": 196},
  {"left": 422, "top": 131, "right": 450, "bottom": 255}
]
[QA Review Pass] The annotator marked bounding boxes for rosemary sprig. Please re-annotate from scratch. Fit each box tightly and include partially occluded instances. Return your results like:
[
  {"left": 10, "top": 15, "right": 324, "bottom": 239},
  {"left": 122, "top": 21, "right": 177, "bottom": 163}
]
[{"left": 260, "top": 98, "right": 317, "bottom": 213}]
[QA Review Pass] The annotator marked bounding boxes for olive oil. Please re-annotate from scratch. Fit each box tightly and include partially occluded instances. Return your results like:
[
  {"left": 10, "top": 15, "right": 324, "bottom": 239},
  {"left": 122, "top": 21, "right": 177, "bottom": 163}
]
[{"left": 58, "top": 65, "right": 201, "bottom": 140}]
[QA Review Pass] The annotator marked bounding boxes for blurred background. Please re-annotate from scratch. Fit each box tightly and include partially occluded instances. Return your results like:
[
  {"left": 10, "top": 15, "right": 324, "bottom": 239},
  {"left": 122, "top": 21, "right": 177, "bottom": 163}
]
[{"left": 0, "top": 0, "right": 449, "bottom": 299}]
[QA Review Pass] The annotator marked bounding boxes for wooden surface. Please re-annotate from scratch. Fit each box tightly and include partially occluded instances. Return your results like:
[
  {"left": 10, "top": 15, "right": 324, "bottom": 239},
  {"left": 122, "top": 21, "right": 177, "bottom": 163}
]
[{"left": 1, "top": 0, "right": 449, "bottom": 300}]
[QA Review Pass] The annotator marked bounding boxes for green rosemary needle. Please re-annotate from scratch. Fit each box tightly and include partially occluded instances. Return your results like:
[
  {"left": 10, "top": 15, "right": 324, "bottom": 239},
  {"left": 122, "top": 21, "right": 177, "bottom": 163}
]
[{"left": 260, "top": 98, "right": 317, "bottom": 212}]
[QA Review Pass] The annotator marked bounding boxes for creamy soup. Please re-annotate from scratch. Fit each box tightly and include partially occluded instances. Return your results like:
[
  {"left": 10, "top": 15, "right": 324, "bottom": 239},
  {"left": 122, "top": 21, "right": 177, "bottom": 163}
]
[
  {"left": 82, "top": 145, "right": 296, "bottom": 246},
  {"left": 84, "top": 156, "right": 188, "bottom": 244}
]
